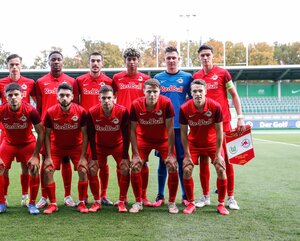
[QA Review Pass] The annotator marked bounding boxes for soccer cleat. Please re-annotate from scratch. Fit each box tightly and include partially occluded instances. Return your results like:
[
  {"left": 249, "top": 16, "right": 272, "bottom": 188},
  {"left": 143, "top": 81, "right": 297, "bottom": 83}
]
[
  {"left": 129, "top": 202, "right": 143, "bottom": 213},
  {"left": 77, "top": 202, "right": 89, "bottom": 213},
  {"left": 195, "top": 195, "right": 211, "bottom": 208},
  {"left": 28, "top": 204, "right": 40, "bottom": 215},
  {"left": 227, "top": 197, "right": 240, "bottom": 210},
  {"left": 64, "top": 195, "right": 76, "bottom": 207},
  {"left": 43, "top": 203, "right": 58, "bottom": 214},
  {"left": 182, "top": 199, "right": 189, "bottom": 207},
  {"left": 142, "top": 199, "right": 154, "bottom": 207},
  {"left": 21, "top": 194, "right": 30, "bottom": 207},
  {"left": 153, "top": 194, "right": 165, "bottom": 207},
  {"left": 36, "top": 197, "right": 49, "bottom": 209},
  {"left": 168, "top": 202, "right": 179, "bottom": 214},
  {"left": 88, "top": 201, "right": 101, "bottom": 213},
  {"left": 101, "top": 197, "right": 113, "bottom": 206},
  {"left": 117, "top": 201, "right": 128, "bottom": 213},
  {"left": 0, "top": 204, "right": 7, "bottom": 213},
  {"left": 114, "top": 199, "right": 128, "bottom": 206},
  {"left": 183, "top": 203, "right": 196, "bottom": 214},
  {"left": 217, "top": 204, "right": 229, "bottom": 215}
]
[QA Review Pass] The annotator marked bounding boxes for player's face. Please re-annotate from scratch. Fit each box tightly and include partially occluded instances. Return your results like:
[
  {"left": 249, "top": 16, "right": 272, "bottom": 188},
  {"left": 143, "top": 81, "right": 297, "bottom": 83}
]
[
  {"left": 100, "top": 91, "right": 114, "bottom": 111},
  {"left": 198, "top": 49, "right": 214, "bottom": 67},
  {"left": 125, "top": 56, "right": 139, "bottom": 72},
  {"left": 144, "top": 85, "right": 160, "bottom": 107},
  {"left": 57, "top": 89, "right": 74, "bottom": 108},
  {"left": 89, "top": 55, "right": 103, "bottom": 74},
  {"left": 164, "top": 51, "right": 180, "bottom": 72},
  {"left": 6, "top": 89, "right": 22, "bottom": 110},
  {"left": 49, "top": 53, "right": 63, "bottom": 73},
  {"left": 7, "top": 57, "right": 21, "bottom": 76},
  {"left": 191, "top": 84, "right": 206, "bottom": 107}
]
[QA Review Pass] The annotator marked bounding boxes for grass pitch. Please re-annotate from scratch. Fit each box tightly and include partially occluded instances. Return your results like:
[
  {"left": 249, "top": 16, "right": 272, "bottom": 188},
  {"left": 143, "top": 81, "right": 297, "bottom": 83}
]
[{"left": 0, "top": 131, "right": 299, "bottom": 241}]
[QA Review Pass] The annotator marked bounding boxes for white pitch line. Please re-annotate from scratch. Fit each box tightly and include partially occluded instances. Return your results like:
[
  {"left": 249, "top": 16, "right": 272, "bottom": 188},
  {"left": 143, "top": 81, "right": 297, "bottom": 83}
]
[{"left": 253, "top": 138, "right": 300, "bottom": 147}]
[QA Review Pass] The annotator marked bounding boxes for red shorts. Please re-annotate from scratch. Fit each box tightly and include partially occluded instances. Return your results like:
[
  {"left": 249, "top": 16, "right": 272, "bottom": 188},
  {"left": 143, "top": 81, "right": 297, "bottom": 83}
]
[
  {"left": 95, "top": 144, "right": 123, "bottom": 169},
  {"left": 137, "top": 139, "right": 169, "bottom": 161},
  {"left": 51, "top": 145, "right": 82, "bottom": 170},
  {"left": 223, "top": 121, "right": 232, "bottom": 133},
  {"left": 189, "top": 142, "right": 224, "bottom": 165},
  {"left": 0, "top": 141, "right": 36, "bottom": 169}
]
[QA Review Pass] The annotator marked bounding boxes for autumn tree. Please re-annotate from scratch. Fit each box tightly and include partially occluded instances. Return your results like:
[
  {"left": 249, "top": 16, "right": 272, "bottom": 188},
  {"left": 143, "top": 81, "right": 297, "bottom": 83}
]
[
  {"left": 274, "top": 42, "right": 300, "bottom": 64},
  {"left": 30, "top": 47, "right": 63, "bottom": 69},
  {"left": 225, "top": 42, "right": 247, "bottom": 66},
  {"left": 248, "top": 42, "right": 275, "bottom": 65}
]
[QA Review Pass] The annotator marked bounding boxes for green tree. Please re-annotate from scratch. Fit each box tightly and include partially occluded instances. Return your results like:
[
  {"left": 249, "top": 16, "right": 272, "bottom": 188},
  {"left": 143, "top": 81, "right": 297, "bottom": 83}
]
[
  {"left": 274, "top": 42, "right": 300, "bottom": 64},
  {"left": 0, "top": 44, "right": 10, "bottom": 69},
  {"left": 30, "top": 47, "right": 63, "bottom": 69},
  {"left": 226, "top": 42, "right": 247, "bottom": 66}
]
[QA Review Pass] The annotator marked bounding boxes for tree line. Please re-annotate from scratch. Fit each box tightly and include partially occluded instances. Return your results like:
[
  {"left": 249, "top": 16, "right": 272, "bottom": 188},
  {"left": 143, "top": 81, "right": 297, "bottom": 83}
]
[{"left": 1, "top": 37, "right": 300, "bottom": 69}]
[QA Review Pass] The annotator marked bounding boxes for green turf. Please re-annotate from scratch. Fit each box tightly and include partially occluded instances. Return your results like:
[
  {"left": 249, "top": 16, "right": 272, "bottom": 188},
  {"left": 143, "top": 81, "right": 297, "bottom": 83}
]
[{"left": 0, "top": 132, "right": 299, "bottom": 241}]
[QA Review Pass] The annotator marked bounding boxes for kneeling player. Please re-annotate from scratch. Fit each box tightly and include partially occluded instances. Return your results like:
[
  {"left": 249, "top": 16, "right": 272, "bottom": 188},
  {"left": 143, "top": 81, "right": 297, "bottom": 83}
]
[
  {"left": 129, "top": 79, "right": 179, "bottom": 214},
  {"left": 180, "top": 79, "right": 229, "bottom": 215},
  {"left": 43, "top": 83, "right": 89, "bottom": 214},
  {"left": 0, "top": 83, "right": 44, "bottom": 214}
]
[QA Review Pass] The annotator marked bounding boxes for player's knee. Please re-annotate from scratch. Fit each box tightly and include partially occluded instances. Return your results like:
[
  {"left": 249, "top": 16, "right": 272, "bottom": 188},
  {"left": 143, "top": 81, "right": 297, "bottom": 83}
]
[
  {"left": 214, "top": 163, "right": 226, "bottom": 178},
  {"left": 0, "top": 165, "right": 5, "bottom": 175},
  {"left": 89, "top": 165, "right": 98, "bottom": 176},
  {"left": 44, "top": 166, "right": 54, "bottom": 177},
  {"left": 183, "top": 164, "right": 194, "bottom": 179},
  {"left": 78, "top": 166, "right": 88, "bottom": 180},
  {"left": 131, "top": 164, "right": 142, "bottom": 173}
]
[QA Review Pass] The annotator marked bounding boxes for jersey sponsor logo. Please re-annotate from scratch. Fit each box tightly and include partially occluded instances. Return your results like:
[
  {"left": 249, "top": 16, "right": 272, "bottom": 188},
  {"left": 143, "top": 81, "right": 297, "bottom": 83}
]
[
  {"left": 206, "top": 82, "right": 218, "bottom": 90},
  {"left": 71, "top": 115, "right": 79, "bottom": 121},
  {"left": 119, "top": 83, "right": 142, "bottom": 90},
  {"left": 188, "top": 118, "right": 213, "bottom": 126},
  {"left": 21, "top": 84, "right": 28, "bottom": 90},
  {"left": 291, "top": 89, "right": 300, "bottom": 94},
  {"left": 161, "top": 85, "right": 183, "bottom": 93},
  {"left": 203, "top": 110, "right": 212, "bottom": 117},
  {"left": 4, "top": 122, "right": 28, "bottom": 129},
  {"left": 95, "top": 124, "right": 120, "bottom": 132},
  {"left": 54, "top": 123, "right": 78, "bottom": 130},
  {"left": 155, "top": 110, "right": 162, "bottom": 116},
  {"left": 44, "top": 88, "right": 57, "bottom": 94},
  {"left": 20, "top": 115, "right": 27, "bottom": 122},
  {"left": 83, "top": 88, "right": 99, "bottom": 95},
  {"left": 211, "top": 74, "right": 218, "bottom": 81},
  {"left": 112, "top": 118, "right": 119, "bottom": 124},
  {"left": 140, "top": 117, "right": 164, "bottom": 125},
  {"left": 177, "top": 78, "right": 183, "bottom": 84}
]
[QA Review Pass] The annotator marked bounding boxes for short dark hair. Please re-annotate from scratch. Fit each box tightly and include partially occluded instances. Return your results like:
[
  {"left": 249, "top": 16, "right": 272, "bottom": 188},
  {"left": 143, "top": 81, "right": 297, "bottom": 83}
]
[
  {"left": 197, "top": 44, "right": 214, "bottom": 54},
  {"left": 48, "top": 51, "right": 63, "bottom": 60},
  {"left": 6, "top": 54, "right": 22, "bottom": 63},
  {"left": 99, "top": 85, "right": 114, "bottom": 94},
  {"left": 164, "top": 46, "right": 178, "bottom": 54},
  {"left": 144, "top": 78, "right": 160, "bottom": 89},
  {"left": 5, "top": 83, "right": 22, "bottom": 93},
  {"left": 191, "top": 79, "right": 207, "bottom": 88},
  {"left": 123, "top": 48, "right": 140, "bottom": 59},
  {"left": 89, "top": 51, "right": 103, "bottom": 61},
  {"left": 57, "top": 82, "right": 73, "bottom": 93}
]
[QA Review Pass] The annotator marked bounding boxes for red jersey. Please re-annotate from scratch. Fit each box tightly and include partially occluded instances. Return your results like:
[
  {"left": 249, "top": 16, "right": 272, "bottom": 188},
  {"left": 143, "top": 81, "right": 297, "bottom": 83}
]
[
  {"left": 36, "top": 72, "right": 79, "bottom": 120},
  {"left": 0, "top": 102, "right": 41, "bottom": 145},
  {"left": 77, "top": 72, "right": 112, "bottom": 111},
  {"left": 0, "top": 75, "right": 36, "bottom": 104},
  {"left": 87, "top": 103, "right": 129, "bottom": 159},
  {"left": 179, "top": 98, "right": 223, "bottom": 150},
  {"left": 193, "top": 66, "right": 231, "bottom": 122},
  {"left": 130, "top": 95, "right": 175, "bottom": 144},
  {"left": 44, "top": 103, "right": 87, "bottom": 150},
  {"left": 112, "top": 71, "right": 150, "bottom": 111}
]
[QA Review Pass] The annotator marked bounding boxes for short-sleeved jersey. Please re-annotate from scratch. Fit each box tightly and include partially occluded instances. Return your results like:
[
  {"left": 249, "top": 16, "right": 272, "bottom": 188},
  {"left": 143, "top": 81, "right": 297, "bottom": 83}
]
[
  {"left": 193, "top": 66, "right": 232, "bottom": 122},
  {"left": 0, "top": 102, "right": 41, "bottom": 145},
  {"left": 130, "top": 95, "right": 175, "bottom": 144},
  {"left": 179, "top": 98, "right": 223, "bottom": 150},
  {"left": 77, "top": 72, "right": 112, "bottom": 111},
  {"left": 112, "top": 71, "right": 150, "bottom": 111},
  {"left": 154, "top": 70, "right": 193, "bottom": 128},
  {"left": 0, "top": 75, "right": 36, "bottom": 104},
  {"left": 44, "top": 103, "right": 87, "bottom": 150},
  {"left": 36, "top": 72, "right": 79, "bottom": 120}
]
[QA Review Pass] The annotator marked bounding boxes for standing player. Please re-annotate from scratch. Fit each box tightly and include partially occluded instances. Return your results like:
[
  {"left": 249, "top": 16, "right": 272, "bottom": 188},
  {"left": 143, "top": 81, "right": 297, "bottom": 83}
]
[
  {"left": 180, "top": 79, "right": 229, "bottom": 215},
  {"left": 193, "top": 44, "right": 245, "bottom": 210},
  {"left": 129, "top": 79, "right": 179, "bottom": 214},
  {"left": 0, "top": 83, "right": 44, "bottom": 214},
  {"left": 43, "top": 83, "right": 88, "bottom": 214},
  {"left": 87, "top": 85, "right": 130, "bottom": 213},
  {"left": 153, "top": 46, "right": 193, "bottom": 207},
  {"left": 112, "top": 48, "right": 152, "bottom": 206},
  {"left": 0, "top": 54, "right": 36, "bottom": 207},
  {"left": 77, "top": 51, "right": 113, "bottom": 206},
  {"left": 35, "top": 51, "right": 79, "bottom": 209}
]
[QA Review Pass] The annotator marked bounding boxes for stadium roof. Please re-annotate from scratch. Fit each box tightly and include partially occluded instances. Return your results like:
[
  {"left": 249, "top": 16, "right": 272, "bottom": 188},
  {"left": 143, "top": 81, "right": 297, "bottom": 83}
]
[{"left": 1, "top": 65, "right": 300, "bottom": 81}]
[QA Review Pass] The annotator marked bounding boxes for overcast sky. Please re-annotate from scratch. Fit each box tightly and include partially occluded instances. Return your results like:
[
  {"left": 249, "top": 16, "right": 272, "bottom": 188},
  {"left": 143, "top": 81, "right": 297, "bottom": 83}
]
[{"left": 1, "top": 0, "right": 299, "bottom": 66}]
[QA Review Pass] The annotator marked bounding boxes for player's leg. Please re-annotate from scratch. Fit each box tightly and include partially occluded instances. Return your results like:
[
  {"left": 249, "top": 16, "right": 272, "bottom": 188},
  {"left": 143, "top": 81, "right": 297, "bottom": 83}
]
[
  {"left": 0, "top": 165, "right": 7, "bottom": 213},
  {"left": 117, "top": 155, "right": 131, "bottom": 212},
  {"left": 153, "top": 151, "right": 167, "bottom": 207},
  {"left": 88, "top": 157, "right": 101, "bottom": 213},
  {"left": 62, "top": 156, "right": 76, "bottom": 207},
  {"left": 20, "top": 162, "right": 29, "bottom": 206},
  {"left": 99, "top": 163, "right": 113, "bottom": 206},
  {"left": 36, "top": 155, "right": 49, "bottom": 209},
  {"left": 182, "top": 156, "right": 196, "bottom": 214},
  {"left": 3, "top": 169, "right": 9, "bottom": 207},
  {"left": 141, "top": 162, "right": 153, "bottom": 206},
  {"left": 76, "top": 157, "right": 89, "bottom": 213}
]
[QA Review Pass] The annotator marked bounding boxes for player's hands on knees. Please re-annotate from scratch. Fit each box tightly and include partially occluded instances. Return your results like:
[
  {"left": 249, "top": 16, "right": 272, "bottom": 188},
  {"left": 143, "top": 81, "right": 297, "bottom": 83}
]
[
  {"left": 78, "top": 157, "right": 88, "bottom": 170},
  {"left": 131, "top": 154, "right": 143, "bottom": 172},
  {"left": 120, "top": 158, "right": 130, "bottom": 175},
  {"left": 183, "top": 156, "right": 194, "bottom": 178},
  {"left": 165, "top": 153, "right": 177, "bottom": 173},
  {"left": 214, "top": 154, "right": 226, "bottom": 170},
  {"left": 27, "top": 156, "right": 40, "bottom": 174},
  {"left": 88, "top": 159, "right": 99, "bottom": 175},
  {"left": 0, "top": 158, "right": 5, "bottom": 175},
  {"left": 43, "top": 157, "right": 54, "bottom": 170}
]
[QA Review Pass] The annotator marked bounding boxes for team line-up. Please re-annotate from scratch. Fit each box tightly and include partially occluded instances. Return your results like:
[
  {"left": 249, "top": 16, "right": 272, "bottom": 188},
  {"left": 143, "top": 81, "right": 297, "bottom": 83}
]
[{"left": 0, "top": 44, "right": 246, "bottom": 215}]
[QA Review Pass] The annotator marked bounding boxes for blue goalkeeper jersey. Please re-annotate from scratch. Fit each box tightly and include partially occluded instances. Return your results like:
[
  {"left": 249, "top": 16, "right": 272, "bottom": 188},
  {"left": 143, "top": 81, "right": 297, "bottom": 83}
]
[{"left": 154, "top": 70, "right": 193, "bottom": 129}]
